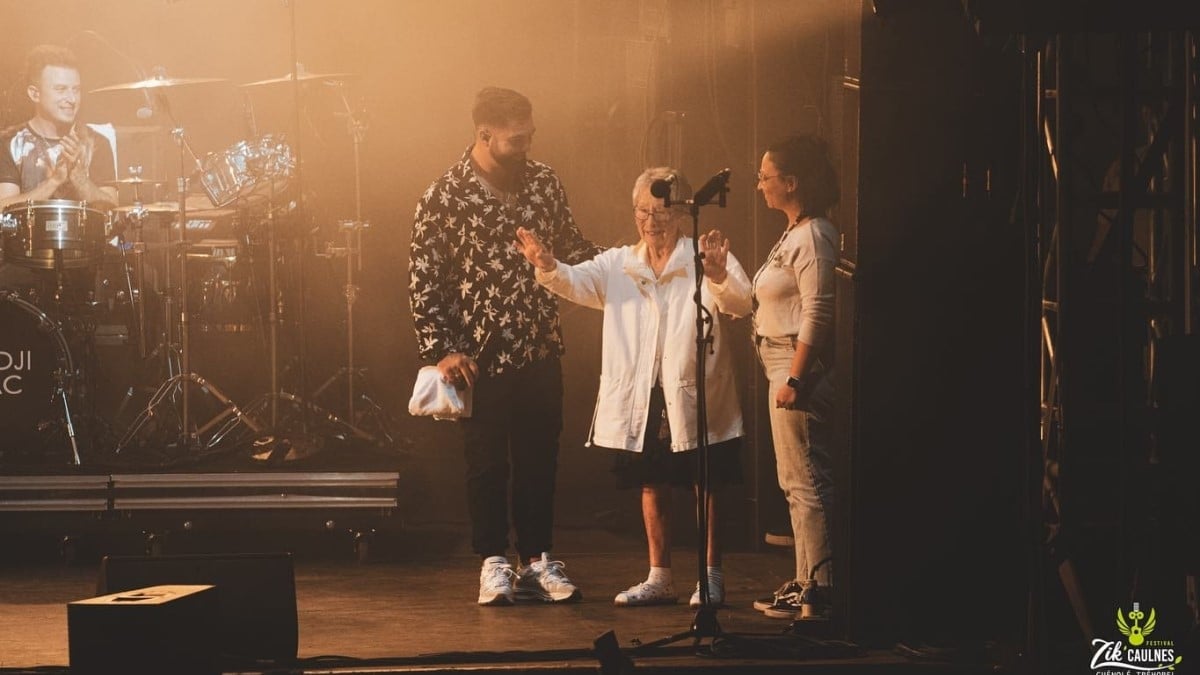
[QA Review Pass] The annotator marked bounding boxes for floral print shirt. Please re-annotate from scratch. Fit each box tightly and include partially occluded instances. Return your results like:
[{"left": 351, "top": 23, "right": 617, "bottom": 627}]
[{"left": 409, "top": 146, "right": 600, "bottom": 375}]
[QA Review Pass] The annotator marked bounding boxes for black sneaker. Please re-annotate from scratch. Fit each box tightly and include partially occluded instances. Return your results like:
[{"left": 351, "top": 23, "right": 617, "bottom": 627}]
[
  {"left": 794, "top": 580, "right": 831, "bottom": 620},
  {"left": 754, "top": 579, "right": 803, "bottom": 616}
]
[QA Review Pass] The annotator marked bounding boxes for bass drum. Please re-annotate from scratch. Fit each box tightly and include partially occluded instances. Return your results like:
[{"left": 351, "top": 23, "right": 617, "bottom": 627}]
[{"left": 0, "top": 293, "right": 74, "bottom": 463}]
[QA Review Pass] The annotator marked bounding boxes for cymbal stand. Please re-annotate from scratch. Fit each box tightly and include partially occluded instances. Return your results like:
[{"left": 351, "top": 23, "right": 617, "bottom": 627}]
[
  {"left": 309, "top": 84, "right": 399, "bottom": 446},
  {"left": 219, "top": 177, "right": 326, "bottom": 458},
  {"left": 116, "top": 114, "right": 261, "bottom": 452},
  {"left": 120, "top": 166, "right": 150, "bottom": 359},
  {"left": 310, "top": 220, "right": 374, "bottom": 436}
]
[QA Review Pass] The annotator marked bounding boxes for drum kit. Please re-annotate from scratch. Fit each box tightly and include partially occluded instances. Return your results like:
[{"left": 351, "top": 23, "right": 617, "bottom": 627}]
[{"left": 0, "top": 68, "right": 394, "bottom": 466}]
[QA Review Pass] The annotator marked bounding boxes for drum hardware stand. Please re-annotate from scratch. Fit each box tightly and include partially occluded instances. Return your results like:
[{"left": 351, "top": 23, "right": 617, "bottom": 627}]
[
  {"left": 51, "top": 361, "right": 82, "bottom": 465},
  {"left": 115, "top": 118, "right": 261, "bottom": 452},
  {"left": 307, "top": 86, "right": 401, "bottom": 447},
  {"left": 46, "top": 245, "right": 84, "bottom": 464},
  {"left": 121, "top": 166, "right": 151, "bottom": 359},
  {"left": 108, "top": 170, "right": 165, "bottom": 434},
  {"left": 235, "top": 178, "right": 323, "bottom": 461},
  {"left": 310, "top": 220, "right": 379, "bottom": 444},
  {"left": 234, "top": 10, "right": 333, "bottom": 461}
]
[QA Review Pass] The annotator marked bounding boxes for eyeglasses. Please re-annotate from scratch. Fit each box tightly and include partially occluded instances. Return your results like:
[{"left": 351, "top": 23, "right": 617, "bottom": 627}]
[
  {"left": 634, "top": 207, "right": 676, "bottom": 222},
  {"left": 756, "top": 173, "right": 783, "bottom": 183}
]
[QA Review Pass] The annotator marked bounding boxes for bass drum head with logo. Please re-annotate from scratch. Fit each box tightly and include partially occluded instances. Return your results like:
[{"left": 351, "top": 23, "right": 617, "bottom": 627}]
[{"left": 0, "top": 294, "right": 73, "bottom": 464}]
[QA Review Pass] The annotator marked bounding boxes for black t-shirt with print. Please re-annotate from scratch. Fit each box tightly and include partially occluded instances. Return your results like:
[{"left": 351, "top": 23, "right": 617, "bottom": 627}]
[{"left": 0, "top": 123, "right": 116, "bottom": 200}]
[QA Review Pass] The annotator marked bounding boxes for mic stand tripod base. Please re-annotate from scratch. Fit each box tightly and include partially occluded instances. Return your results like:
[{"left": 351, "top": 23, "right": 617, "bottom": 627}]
[{"left": 631, "top": 604, "right": 724, "bottom": 656}]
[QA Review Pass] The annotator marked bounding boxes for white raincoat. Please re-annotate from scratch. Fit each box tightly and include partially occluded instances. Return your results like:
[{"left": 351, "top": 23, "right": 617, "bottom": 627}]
[{"left": 536, "top": 236, "right": 752, "bottom": 452}]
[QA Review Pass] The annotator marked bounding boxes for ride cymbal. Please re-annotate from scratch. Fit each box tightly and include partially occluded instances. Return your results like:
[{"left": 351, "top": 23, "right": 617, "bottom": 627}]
[{"left": 240, "top": 71, "right": 354, "bottom": 88}]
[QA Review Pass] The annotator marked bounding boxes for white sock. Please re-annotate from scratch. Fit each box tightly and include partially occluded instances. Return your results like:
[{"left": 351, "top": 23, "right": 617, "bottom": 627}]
[
  {"left": 647, "top": 566, "right": 672, "bottom": 586},
  {"left": 707, "top": 566, "right": 723, "bottom": 585}
]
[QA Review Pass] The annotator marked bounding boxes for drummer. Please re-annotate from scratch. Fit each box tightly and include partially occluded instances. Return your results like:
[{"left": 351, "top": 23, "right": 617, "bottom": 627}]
[{"left": 0, "top": 44, "right": 117, "bottom": 210}]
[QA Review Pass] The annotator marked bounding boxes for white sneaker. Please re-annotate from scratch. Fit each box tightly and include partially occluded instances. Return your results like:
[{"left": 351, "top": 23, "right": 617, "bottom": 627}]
[
  {"left": 478, "top": 555, "right": 515, "bottom": 605},
  {"left": 614, "top": 580, "right": 677, "bottom": 606},
  {"left": 689, "top": 575, "right": 725, "bottom": 608},
  {"left": 515, "top": 553, "right": 581, "bottom": 602}
]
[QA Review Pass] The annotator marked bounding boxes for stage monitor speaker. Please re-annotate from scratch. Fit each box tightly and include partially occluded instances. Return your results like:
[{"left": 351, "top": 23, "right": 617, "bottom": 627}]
[
  {"left": 69, "top": 584, "right": 220, "bottom": 675},
  {"left": 97, "top": 552, "right": 298, "bottom": 665}
]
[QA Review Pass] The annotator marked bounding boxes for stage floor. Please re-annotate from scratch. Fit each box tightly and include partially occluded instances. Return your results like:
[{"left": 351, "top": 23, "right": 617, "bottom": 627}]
[{"left": 0, "top": 524, "right": 1013, "bottom": 674}]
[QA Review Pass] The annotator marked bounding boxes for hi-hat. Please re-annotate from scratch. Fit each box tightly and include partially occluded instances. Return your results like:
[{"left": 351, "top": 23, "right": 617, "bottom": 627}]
[
  {"left": 91, "top": 75, "right": 228, "bottom": 93},
  {"left": 111, "top": 198, "right": 235, "bottom": 218},
  {"left": 241, "top": 71, "right": 354, "bottom": 88}
]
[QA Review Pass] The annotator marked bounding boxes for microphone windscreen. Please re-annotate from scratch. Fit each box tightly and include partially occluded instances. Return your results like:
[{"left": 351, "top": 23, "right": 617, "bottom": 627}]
[{"left": 650, "top": 175, "right": 675, "bottom": 199}]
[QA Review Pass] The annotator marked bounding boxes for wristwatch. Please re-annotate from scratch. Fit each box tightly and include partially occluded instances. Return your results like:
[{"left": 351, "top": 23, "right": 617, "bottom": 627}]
[{"left": 785, "top": 375, "right": 804, "bottom": 392}]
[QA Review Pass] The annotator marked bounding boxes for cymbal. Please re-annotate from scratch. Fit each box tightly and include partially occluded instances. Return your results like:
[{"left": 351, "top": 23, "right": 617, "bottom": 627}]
[
  {"left": 240, "top": 71, "right": 354, "bottom": 88},
  {"left": 111, "top": 202, "right": 175, "bottom": 214},
  {"left": 91, "top": 75, "right": 228, "bottom": 94},
  {"left": 111, "top": 199, "right": 235, "bottom": 219},
  {"left": 105, "top": 178, "right": 166, "bottom": 186}
]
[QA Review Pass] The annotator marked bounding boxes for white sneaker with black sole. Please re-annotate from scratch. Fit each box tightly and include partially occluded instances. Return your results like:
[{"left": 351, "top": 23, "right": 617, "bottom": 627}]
[
  {"left": 515, "top": 553, "right": 581, "bottom": 603},
  {"left": 478, "top": 555, "right": 516, "bottom": 605}
]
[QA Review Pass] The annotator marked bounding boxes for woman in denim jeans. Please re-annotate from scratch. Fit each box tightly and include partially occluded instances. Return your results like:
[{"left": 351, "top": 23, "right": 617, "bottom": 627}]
[{"left": 750, "top": 135, "right": 839, "bottom": 620}]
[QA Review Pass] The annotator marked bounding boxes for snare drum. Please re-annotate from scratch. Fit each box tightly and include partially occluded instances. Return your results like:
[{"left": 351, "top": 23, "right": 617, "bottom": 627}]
[{"left": 0, "top": 200, "right": 109, "bottom": 269}]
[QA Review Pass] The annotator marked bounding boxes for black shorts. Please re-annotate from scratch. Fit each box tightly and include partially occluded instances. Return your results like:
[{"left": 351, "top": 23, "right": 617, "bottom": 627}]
[{"left": 607, "top": 386, "right": 743, "bottom": 489}]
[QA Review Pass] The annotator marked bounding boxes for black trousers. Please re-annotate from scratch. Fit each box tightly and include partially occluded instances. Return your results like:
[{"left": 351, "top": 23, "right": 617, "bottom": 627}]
[{"left": 459, "top": 356, "right": 563, "bottom": 560}]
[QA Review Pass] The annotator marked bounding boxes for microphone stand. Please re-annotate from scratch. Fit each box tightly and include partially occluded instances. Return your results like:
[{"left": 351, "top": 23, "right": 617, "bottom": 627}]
[
  {"left": 622, "top": 170, "right": 851, "bottom": 664},
  {"left": 633, "top": 169, "right": 729, "bottom": 655}
]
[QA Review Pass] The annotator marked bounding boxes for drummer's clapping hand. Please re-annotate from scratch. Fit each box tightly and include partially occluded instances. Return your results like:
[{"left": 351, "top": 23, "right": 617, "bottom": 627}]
[
  {"left": 515, "top": 227, "right": 557, "bottom": 273},
  {"left": 66, "top": 132, "right": 94, "bottom": 186},
  {"left": 50, "top": 132, "right": 81, "bottom": 185},
  {"left": 699, "top": 229, "right": 730, "bottom": 284}
]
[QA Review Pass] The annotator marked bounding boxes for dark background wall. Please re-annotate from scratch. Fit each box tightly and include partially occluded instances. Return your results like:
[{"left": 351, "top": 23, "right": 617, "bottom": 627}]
[{"left": 844, "top": 0, "right": 1026, "bottom": 645}]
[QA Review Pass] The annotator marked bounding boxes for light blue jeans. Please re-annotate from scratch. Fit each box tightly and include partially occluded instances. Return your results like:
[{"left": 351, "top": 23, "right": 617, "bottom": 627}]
[{"left": 757, "top": 336, "right": 834, "bottom": 587}]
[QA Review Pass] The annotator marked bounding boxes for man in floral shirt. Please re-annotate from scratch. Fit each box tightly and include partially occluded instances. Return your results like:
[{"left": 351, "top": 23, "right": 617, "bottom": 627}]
[{"left": 409, "top": 87, "right": 599, "bottom": 606}]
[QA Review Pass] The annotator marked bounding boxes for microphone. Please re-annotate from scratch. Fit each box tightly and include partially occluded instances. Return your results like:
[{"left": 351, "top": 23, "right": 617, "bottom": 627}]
[
  {"left": 692, "top": 168, "right": 731, "bottom": 207},
  {"left": 650, "top": 174, "right": 676, "bottom": 206}
]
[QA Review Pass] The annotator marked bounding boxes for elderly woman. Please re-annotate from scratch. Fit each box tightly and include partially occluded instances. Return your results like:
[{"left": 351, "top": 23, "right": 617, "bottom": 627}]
[{"left": 515, "top": 167, "right": 751, "bottom": 607}]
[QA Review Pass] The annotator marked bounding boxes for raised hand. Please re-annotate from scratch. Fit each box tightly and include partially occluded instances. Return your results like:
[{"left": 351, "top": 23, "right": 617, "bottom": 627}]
[
  {"left": 699, "top": 228, "right": 730, "bottom": 283},
  {"left": 515, "top": 226, "right": 557, "bottom": 272}
]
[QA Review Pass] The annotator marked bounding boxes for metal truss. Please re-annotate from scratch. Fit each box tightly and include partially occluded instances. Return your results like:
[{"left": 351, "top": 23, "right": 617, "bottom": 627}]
[{"left": 1029, "top": 27, "right": 1198, "bottom": 657}]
